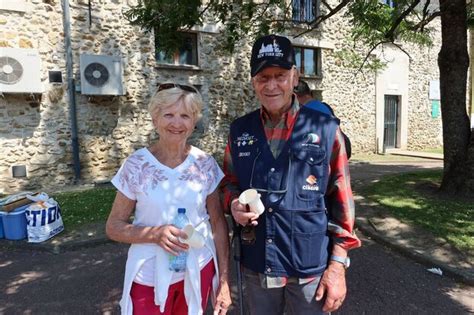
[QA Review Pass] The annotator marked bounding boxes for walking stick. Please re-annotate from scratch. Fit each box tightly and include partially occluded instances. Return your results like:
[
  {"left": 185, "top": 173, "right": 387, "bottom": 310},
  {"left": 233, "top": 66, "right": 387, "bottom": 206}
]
[{"left": 231, "top": 221, "right": 244, "bottom": 315}]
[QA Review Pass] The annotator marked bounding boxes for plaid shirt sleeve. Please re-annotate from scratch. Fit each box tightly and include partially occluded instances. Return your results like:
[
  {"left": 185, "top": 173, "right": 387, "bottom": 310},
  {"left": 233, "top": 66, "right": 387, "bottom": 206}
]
[
  {"left": 220, "top": 137, "right": 241, "bottom": 214},
  {"left": 326, "top": 128, "right": 362, "bottom": 250}
]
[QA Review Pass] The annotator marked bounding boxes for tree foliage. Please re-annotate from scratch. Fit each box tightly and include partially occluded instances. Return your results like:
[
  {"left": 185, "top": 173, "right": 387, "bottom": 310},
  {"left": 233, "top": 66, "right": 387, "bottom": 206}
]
[
  {"left": 124, "top": 0, "right": 474, "bottom": 195},
  {"left": 122, "top": 0, "right": 448, "bottom": 72},
  {"left": 124, "top": 1, "right": 441, "bottom": 57},
  {"left": 124, "top": 0, "right": 291, "bottom": 53},
  {"left": 343, "top": 0, "right": 439, "bottom": 71},
  {"left": 123, "top": 0, "right": 203, "bottom": 55},
  {"left": 347, "top": 0, "right": 436, "bottom": 46}
]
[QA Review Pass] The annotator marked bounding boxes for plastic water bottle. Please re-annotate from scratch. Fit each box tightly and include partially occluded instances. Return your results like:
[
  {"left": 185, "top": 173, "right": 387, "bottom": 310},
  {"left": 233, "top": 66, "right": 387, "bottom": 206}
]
[{"left": 169, "top": 208, "right": 190, "bottom": 272}]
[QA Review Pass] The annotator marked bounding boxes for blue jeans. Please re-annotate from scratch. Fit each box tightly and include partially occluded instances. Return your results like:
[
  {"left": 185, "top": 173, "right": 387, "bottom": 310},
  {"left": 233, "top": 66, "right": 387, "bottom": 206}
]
[{"left": 242, "top": 267, "right": 328, "bottom": 315}]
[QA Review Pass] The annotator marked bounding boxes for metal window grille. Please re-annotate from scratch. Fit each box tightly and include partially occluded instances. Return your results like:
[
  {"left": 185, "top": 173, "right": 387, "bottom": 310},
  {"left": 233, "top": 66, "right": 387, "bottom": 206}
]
[
  {"left": 292, "top": 0, "right": 317, "bottom": 23},
  {"left": 383, "top": 95, "right": 400, "bottom": 149}
]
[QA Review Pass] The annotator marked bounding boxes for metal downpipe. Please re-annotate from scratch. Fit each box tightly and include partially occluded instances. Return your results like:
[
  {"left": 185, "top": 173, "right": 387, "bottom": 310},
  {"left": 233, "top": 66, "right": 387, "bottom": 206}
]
[{"left": 61, "top": 0, "right": 81, "bottom": 181}]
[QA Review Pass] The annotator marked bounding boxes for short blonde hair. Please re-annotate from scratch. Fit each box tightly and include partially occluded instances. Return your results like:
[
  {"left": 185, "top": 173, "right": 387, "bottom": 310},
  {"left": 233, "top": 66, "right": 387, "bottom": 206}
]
[{"left": 148, "top": 83, "right": 203, "bottom": 122}]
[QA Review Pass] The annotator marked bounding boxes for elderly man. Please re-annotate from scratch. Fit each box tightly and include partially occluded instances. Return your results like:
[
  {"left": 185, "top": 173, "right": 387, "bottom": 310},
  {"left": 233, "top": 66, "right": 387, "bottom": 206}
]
[{"left": 221, "top": 34, "right": 361, "bottom": 314}]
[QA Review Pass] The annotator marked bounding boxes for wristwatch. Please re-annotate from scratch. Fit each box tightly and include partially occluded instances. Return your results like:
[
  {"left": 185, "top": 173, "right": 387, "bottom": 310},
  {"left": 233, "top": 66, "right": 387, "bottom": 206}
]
[{"left": 330, "top": 255, "right": 350, "bottom": 269}]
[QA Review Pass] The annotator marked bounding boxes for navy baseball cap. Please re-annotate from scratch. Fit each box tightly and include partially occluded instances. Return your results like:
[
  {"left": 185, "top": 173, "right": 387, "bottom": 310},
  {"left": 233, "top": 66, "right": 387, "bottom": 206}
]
[{"left": 250, "top": 34, "right": 296, "bottom": 77}]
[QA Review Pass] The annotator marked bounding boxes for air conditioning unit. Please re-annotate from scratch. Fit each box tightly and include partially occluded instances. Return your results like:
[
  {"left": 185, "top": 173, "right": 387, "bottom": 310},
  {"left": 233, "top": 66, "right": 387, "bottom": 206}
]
[
  {"left": 0, "top": 48, "right": 44, "bottom": 94},
  {"left": 80, "top": 54, "right": 124, "bottom": 95}
]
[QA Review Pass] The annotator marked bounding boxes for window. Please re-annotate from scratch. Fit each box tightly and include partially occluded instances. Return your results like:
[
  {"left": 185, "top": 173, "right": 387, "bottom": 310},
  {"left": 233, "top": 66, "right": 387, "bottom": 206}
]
[
  {"left": 155, "top": 32, "right": 198, "bottom": 66},
  {"left": 294, "top": 46, "right": 321, "bottom": 77},
  {"left": 292, "top": 0, "right": 319, "bottom": 23},
  {"left": 380, "top": 0, "right": 395, "bottom": 8}
]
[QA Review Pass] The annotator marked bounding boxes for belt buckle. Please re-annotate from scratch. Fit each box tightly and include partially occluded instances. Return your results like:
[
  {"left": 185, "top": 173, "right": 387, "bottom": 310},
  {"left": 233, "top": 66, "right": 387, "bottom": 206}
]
[{"left": 241, "top": 225, "right": 256, "bottom": 245}]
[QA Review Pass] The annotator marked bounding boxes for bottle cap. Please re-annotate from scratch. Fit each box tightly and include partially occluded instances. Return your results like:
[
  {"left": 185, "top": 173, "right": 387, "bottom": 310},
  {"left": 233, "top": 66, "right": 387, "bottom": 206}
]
[{"left": 178, "top": 208, "right": 186, "bottom": 213}]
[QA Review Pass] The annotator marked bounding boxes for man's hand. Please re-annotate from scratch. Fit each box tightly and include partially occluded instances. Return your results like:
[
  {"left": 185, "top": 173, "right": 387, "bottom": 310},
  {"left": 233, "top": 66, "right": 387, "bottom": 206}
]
[
  {"left": 230, "top": 198, "right": 259, "bottom": 226},
  {"left": 315, "top": 262, "right": 347, "bottom": 312}
]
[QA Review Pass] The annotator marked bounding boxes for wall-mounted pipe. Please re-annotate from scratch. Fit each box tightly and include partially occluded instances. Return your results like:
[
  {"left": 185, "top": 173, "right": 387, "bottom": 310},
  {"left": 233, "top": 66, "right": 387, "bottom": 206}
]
[{"left": 61, "top": 0, "right": 81, "bottom": 180}]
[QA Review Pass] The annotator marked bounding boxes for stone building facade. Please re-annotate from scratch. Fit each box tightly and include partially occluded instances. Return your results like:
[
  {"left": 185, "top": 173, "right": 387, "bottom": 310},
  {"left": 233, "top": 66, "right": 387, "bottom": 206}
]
[{"left": 0, "top": 0, "right": 443, "bottom": 194}]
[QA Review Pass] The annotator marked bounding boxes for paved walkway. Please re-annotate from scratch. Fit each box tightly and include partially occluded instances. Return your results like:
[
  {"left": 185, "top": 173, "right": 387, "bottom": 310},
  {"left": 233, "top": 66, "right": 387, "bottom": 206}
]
[{"left": 1, "top": 153, "right": 473, "bottom": 286}]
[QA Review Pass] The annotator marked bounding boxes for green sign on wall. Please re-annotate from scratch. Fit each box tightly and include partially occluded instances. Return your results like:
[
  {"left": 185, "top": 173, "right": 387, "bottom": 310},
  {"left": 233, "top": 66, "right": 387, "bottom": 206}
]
[{"left": 431, "top": 100, "right": 440, "bottom": 118}]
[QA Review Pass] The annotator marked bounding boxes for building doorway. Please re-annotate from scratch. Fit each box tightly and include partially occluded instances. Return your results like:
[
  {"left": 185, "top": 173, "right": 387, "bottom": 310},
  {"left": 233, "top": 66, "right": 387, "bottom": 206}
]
[{"left": 384, "top": 95, "right": 400, "bottom": 149}]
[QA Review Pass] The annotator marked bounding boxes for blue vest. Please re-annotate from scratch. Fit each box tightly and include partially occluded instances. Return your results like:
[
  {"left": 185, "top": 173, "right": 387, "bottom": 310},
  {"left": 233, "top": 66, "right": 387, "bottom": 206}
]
[{"left": 229, "top": 105, "right": 339, "bottom": 277}]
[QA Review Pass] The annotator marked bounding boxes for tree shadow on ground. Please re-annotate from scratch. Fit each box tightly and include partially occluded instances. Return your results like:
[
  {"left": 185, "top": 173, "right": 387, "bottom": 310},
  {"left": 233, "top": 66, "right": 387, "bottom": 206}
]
[
  {"left": 337, "top": 236, "right": 473, "bottom": 314},
  {"left": 0, "top": 243, "right": 127, "bottom": 314}
]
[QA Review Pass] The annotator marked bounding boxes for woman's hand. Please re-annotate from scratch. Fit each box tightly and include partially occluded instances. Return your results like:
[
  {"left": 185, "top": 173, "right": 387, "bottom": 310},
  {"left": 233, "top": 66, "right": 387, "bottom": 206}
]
[
  {"left": 207, "top": 190, "right": 232, "bottom": 314},
  {"left": 106, "top": 192, "right": 190, "bottom": 253},
  {"left": 213, "top": 278, "right": 232, "bottom": 315},
  {"left": 154, "top": 224, "right": 189, "bottom": 256}
]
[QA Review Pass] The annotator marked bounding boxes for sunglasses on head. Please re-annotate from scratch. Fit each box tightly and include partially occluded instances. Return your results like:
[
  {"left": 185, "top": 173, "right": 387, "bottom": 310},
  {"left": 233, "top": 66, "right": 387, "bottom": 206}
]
[{"left": 157, "top": 83, "right": 198, "bottom": 94}]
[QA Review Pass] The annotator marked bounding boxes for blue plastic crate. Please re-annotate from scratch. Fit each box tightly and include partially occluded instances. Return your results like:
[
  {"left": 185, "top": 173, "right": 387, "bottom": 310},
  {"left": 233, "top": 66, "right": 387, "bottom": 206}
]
[
  {"left": 2, "top": 205, "right": 29, "bottom": 240},
  {"left": 0, "top": 211, "right": 5, "bottom": 238}
]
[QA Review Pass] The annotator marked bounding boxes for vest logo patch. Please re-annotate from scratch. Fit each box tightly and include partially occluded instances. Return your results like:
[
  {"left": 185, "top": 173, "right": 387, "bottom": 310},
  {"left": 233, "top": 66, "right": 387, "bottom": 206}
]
[
  {"left": 302, "top": 185, "right": 320, "bottom": 191},
  {"left": 303, "top": 175, "right": 319, "bottom": 191},
  {"left": 235, "top": 132, "right": 257, "bottom": 147},
  {"left": 239, "top": 152, "right": 251, "bottom": 157},
  {"left": 306, "top": 175, "right": 317, "bottom": 185},
  {"left": 305, "top": 133, "right": 320, "bottom": 144}
]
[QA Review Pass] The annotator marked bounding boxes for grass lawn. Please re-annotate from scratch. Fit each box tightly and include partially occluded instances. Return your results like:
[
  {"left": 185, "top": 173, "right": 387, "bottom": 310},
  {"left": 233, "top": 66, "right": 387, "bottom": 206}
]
[
  {"left": 52, "top": 187, "right": 117, "bottom": 229},
  {"left": 421, "top": 147, "right": 443, "bottom": 154},
  {"left": 362, "top": 170, "right": 474, "bottom": 252}
]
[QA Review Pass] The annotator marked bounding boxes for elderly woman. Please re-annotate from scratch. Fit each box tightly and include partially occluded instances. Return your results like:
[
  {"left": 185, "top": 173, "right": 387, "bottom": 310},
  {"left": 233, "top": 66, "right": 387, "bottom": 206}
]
[{"left": 106, "top": 83, "right": 231, "bottom": 315}]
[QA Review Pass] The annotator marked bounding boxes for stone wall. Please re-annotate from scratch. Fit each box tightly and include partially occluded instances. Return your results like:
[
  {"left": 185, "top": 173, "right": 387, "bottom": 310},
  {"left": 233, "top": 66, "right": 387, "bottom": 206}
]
[
  {"left": 0, "top": 0, "right": 443, "bottom": 194},
  {"left": 0, "top": 0, "right": 156, "bottom": 193},
  {"left": 406, "top": 19, "right": 443, "bottom": 150},
  {"left": 311, "top": 12, "right": 377, "bottom": 153}
]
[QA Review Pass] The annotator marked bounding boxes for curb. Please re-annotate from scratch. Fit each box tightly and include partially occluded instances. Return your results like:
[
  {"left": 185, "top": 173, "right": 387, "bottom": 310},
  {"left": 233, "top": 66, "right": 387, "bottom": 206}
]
[
  {"left": 387, "top": 151, "right": 443, "bottom": 161},
  {"left": 356, "top": 216, "right": 474, "bottom": 286}
]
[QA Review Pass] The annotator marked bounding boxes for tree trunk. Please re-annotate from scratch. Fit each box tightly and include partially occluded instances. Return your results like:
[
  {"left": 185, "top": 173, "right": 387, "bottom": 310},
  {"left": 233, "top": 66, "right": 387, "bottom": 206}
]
[{"left": 438, "top": 0, "right": 474, "bottom": 195}]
